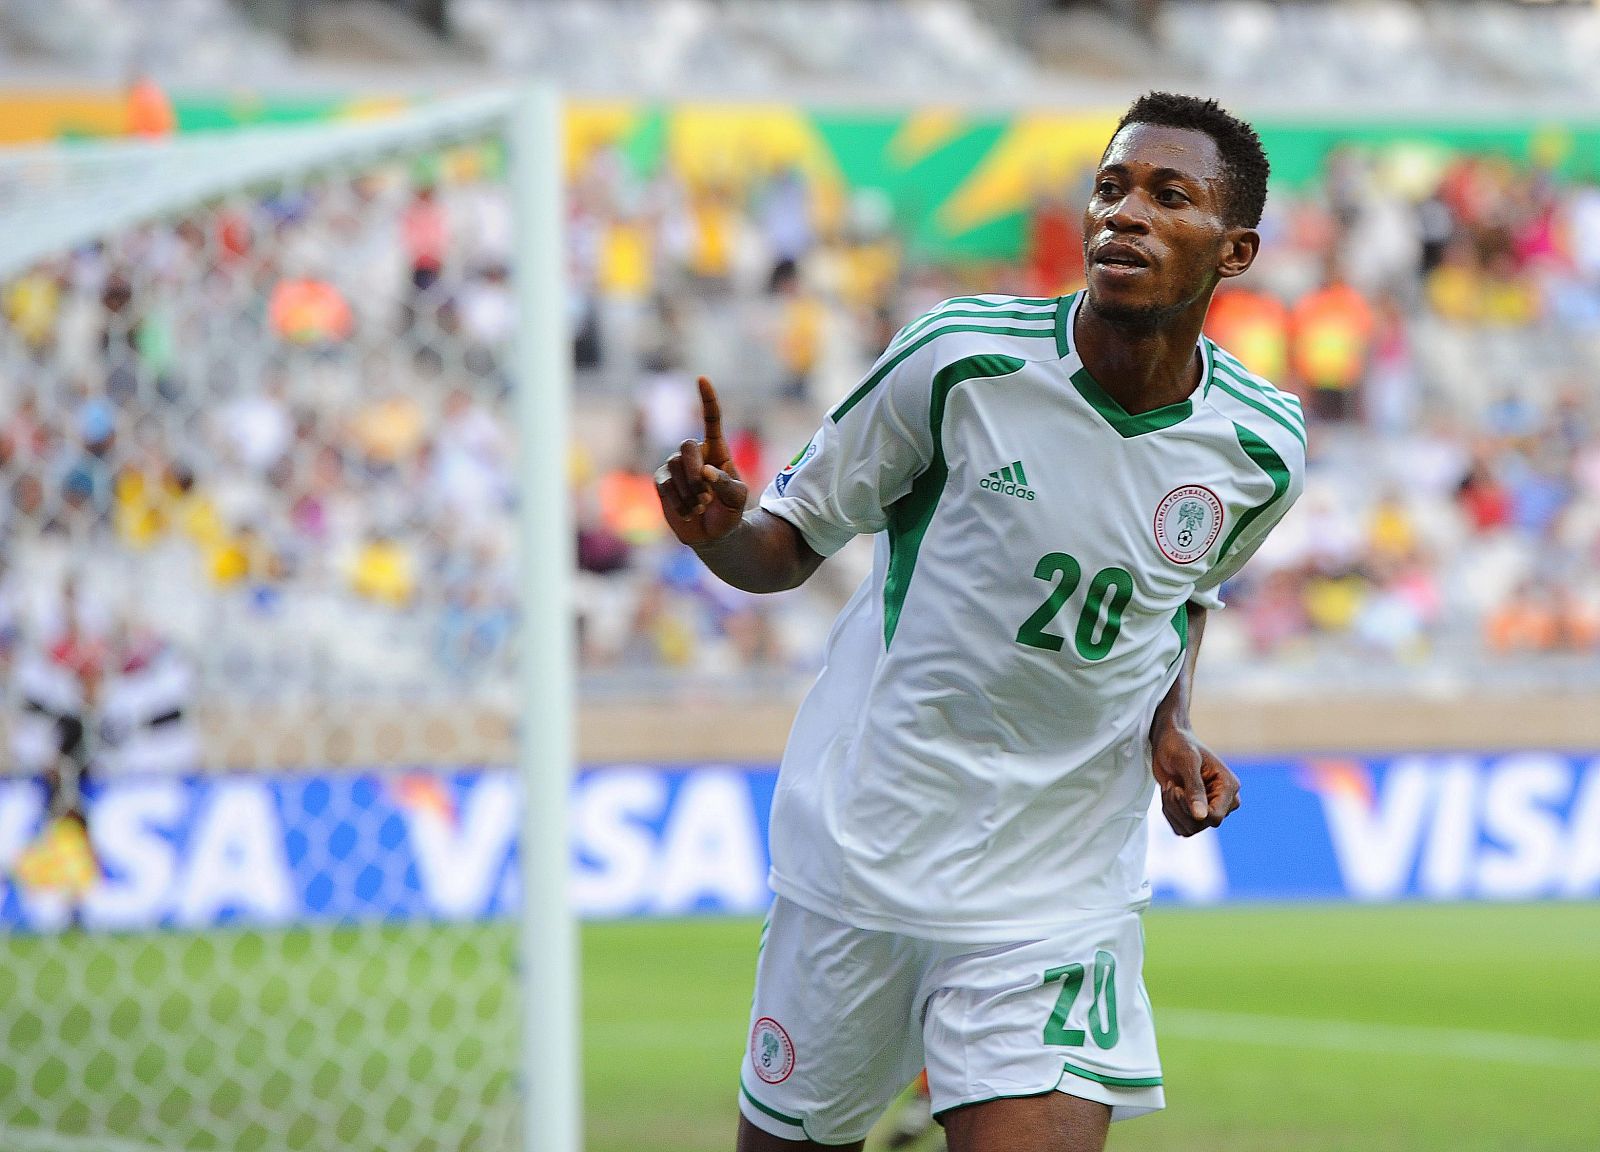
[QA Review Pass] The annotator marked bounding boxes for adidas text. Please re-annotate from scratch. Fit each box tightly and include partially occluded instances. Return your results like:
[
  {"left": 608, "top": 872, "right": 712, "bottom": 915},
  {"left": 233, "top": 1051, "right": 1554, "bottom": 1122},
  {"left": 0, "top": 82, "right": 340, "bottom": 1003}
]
[{"left": 979, "top": 476, "right": 1035, "bottom": 500}]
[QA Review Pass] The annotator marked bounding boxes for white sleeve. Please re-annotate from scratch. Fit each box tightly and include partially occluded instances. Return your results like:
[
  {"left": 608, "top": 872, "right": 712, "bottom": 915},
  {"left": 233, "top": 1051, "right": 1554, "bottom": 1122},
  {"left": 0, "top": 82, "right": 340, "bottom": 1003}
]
[
  {"left": 758, "top": 330, "right": 938, "bottom": 558},
  {"left": 1190, "top": 445, "right": 1306, "bottom": 611}
]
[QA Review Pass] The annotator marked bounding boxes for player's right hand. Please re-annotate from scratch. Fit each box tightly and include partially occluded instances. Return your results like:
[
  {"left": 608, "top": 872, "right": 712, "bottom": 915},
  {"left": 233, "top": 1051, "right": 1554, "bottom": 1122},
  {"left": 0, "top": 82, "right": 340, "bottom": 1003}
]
[{"left": 655, "top": 376, "right": 749, "bottom": 548}]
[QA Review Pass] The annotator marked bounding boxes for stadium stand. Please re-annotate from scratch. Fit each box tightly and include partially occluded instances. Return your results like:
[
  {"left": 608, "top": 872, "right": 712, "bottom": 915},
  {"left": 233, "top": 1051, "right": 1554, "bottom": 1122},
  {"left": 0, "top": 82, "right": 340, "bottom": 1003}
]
[
  {"left": 1157, "top": 0, "right": 1600, "bottom": 101},
  {"left": 5, "top": 0, "right": 1600, "bottom": 100},
  {"left": 2, "top": 0, "right": 1600, "bottom": 710},
  {"left": 0, "top": 0, "right": 289, "bottom": 81},
  {"left": 449, "top": 0, "right": 1032, "bottom": 91},
  {"left": 3, "top": 124, "right": 1600, "bottom": 707}
]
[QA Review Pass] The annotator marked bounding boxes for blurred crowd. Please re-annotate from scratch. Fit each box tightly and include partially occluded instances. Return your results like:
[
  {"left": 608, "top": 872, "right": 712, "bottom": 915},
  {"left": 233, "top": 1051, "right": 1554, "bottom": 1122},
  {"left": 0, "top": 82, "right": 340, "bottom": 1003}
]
[
  {"left": 564, "top": 139, "right": 1600, "bottom": 684},
  {"left": 4, "top": 134, "right": 1600, "bottom": 716},
  {"left": 1, "top": 151, "right": 522, "bottom": 709},
  {"left": 1209, "top": 147, "right": 1600, "bottom": 675}
]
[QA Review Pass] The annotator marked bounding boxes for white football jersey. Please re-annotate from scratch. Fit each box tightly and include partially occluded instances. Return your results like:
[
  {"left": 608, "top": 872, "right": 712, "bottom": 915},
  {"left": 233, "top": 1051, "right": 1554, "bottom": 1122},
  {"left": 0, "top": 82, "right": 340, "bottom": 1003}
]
[{"left": 758, "top": 293, "right": 1306, "bottom": 941}]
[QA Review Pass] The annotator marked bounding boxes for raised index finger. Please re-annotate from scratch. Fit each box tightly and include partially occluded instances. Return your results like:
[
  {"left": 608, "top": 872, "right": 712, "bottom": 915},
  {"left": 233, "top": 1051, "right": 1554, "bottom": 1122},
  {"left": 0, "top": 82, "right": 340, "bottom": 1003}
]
[{"left": 698, "top": 376, "right": 731, "bottom": 469}]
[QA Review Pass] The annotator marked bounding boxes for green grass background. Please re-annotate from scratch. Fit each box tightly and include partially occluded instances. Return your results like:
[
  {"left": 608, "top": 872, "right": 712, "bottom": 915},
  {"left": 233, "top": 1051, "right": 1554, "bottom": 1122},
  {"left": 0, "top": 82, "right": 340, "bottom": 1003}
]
[
  {"left": 2, "top": 903, "right": 1598, "bottom": 1150},
  {"left": 587, "top": 904, "right": 1600, "bottom": 1152}
]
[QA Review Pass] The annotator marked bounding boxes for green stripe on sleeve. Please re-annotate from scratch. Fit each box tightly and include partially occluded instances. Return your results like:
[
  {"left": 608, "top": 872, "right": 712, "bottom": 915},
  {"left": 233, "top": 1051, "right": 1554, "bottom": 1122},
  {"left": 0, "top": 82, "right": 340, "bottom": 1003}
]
[
  {"left": 831, "top": 325, "right": 1053, "bottom": 423},
  {"left": 1218, "top": 422, "right": 1291, "bottom": 557},
  {"left": 1210, "top": 377, "right": 1307, "bottom": 447},
  {"left": 883, "top": 354, "right": 1028, "bottom": 647}
]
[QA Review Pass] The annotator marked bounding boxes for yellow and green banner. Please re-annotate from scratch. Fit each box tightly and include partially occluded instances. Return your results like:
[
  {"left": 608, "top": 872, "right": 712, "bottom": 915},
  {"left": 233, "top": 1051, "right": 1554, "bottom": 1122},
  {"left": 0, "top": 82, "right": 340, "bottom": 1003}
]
[{"left": 6, "top": 91, "right": 1600, "bottom": 262}]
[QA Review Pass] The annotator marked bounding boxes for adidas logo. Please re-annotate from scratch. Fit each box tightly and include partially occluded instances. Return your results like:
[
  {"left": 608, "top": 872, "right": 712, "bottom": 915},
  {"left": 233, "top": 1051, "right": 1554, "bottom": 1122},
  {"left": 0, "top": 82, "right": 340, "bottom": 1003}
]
[{"left": 979, "top": 460, "right": 1036, "bottom": 501}]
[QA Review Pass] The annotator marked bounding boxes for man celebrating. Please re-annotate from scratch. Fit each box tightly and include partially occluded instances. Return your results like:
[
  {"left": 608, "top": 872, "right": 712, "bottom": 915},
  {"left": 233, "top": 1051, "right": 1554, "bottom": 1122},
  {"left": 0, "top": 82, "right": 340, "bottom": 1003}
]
[{"left": 656, "top": 93, "right": 1304, "bottom": 1152}]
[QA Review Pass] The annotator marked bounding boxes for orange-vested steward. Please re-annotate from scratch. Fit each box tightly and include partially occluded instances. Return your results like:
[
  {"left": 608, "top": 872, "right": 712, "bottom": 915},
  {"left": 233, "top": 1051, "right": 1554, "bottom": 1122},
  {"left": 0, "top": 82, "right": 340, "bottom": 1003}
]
[{"left": 1291, "top": 282, "right": 1374, "bottom": 392}]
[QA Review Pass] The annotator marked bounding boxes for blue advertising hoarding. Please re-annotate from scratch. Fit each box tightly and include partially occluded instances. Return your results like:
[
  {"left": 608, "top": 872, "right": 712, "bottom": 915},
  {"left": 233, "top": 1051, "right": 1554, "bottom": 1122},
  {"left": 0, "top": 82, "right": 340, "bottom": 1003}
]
[{"left": 0, "top": 754, "right": 1596, "bottom": 933}]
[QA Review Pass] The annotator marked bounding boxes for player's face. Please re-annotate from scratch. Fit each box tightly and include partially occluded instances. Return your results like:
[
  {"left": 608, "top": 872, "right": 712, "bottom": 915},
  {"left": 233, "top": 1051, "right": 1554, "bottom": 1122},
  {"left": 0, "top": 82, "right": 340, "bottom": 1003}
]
[{"left": 1082, "top": 123, "right": 1253, "bottom": 326}]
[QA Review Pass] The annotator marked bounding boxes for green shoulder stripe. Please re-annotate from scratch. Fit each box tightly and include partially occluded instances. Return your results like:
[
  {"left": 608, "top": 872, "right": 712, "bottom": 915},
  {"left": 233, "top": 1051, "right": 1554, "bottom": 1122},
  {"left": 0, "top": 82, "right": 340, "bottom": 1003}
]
[
  {"left": 1214, "top": 368, "right": 1305, "bottom": 437},
  {"left": 1211, "top": 351, "right": 1305, "bottom": 420},
  {"left": 929, "top": 294, "right": 1059, "bottom": 309},
  {"left": 831, "top": 325, "right": 1053, "bottom": 423},
  {"left": 919, "top": 295, "right": 1059, "bottom": 317},
  {"left": 892, "top": 295, "right": 1057, "bottom": 346},
  {"left": 1210, "top": 376, "right": 1306, "bottom": 447},
  {"left": 1054, "top": 291, "right": 1079, "bottom": 358},
  {"left": 883, "top": 353, "right": 1029, "bottom": 647},
  {"left": 1218, "top": 422, "right": 1291, "bottom": 557},
  {"left": 893, "top": 306, "right": 1060, "bottom": 351},
  {"left": 1212, "top": 345, "right": 1302, "bottom": 403}
]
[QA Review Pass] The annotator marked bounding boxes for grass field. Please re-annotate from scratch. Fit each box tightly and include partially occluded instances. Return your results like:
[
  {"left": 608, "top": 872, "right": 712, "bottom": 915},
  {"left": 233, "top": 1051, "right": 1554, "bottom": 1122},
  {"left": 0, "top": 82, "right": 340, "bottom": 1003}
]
[
  {"left": 2, "top": 903, "right": 1598, "bottom": 1151},
  {"left": 590, "top": 904, "right": 1600, "bottom": 1152}
]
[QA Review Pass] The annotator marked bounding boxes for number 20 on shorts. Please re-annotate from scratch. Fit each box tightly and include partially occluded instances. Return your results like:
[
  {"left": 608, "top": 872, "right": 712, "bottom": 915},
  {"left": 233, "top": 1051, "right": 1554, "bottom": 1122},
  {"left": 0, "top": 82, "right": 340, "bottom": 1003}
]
[{"left": 1042, "top": 950, "right": 1119, "bottom": 1049}]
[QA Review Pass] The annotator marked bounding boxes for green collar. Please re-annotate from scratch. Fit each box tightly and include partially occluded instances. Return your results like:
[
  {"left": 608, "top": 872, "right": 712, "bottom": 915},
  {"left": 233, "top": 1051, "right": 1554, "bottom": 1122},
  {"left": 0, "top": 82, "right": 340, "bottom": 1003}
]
[{"left": 1056, "top": 292, "right": 1209, "bottom": 438}]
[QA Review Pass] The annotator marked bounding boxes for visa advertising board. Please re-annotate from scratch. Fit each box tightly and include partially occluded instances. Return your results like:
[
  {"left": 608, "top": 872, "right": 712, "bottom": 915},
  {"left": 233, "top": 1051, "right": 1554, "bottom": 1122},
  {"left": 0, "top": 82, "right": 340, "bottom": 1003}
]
[{"left": 1, "top": 755, "right": 1597, "bottom": 932}]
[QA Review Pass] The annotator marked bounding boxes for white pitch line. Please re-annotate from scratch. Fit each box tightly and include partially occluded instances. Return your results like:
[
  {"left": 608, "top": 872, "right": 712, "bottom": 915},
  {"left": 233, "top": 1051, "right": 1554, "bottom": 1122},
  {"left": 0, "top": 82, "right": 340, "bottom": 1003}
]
[{"left": 1159, "top": 1009, "right": 1600, "bottom": 1071}]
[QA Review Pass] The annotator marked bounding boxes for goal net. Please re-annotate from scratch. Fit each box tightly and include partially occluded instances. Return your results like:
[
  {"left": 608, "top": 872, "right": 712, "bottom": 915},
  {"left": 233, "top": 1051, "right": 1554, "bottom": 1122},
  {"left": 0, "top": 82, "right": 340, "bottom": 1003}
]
[{"left": 0, "top": 90, "right": 575, "bottom": 1152}]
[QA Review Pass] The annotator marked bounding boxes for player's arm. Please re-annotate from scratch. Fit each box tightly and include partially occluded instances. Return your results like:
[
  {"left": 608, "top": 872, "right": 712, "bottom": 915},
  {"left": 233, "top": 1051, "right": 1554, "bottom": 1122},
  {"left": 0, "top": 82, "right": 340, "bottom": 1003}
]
[
  {"left": 1149, "top": 601, "right": 1241, "bottom": 837},
  {"left": 1154, "top": 422, "right": 1304, "bottom": 836},
  {"left": 655, "top": 377, "right": 826, "bottom": 593}
]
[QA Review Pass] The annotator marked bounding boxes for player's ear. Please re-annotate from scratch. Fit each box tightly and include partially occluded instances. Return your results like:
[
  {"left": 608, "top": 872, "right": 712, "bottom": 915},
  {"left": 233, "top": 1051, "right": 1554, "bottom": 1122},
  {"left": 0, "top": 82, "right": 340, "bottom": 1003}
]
[{"left": 1216, "top": 227, "right": 1259, "bottom": 281}]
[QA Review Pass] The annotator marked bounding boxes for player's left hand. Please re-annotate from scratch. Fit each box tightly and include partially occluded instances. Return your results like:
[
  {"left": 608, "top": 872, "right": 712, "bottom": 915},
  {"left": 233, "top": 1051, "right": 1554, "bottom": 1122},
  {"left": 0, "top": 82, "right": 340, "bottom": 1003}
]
[{"left": 1151, "top": 726, "right": 1240, "bottom": 837}]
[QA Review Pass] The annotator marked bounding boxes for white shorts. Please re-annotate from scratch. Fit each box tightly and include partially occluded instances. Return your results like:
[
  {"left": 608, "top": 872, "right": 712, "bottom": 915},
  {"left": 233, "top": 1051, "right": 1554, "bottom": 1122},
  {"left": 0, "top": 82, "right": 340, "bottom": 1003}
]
[{"left": 739, "top": 896, "right": 1164, "bottom": 1146}]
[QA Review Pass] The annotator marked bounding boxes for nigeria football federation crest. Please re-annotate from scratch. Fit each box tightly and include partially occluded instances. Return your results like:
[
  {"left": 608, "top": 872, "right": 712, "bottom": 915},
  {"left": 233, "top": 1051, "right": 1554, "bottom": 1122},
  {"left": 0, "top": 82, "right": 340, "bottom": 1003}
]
[
  {"left": 1154, "top": 485, "right": 1224, "bottom": 564},
  {"left": 750, "top": 1017, "right": 795, "bottom": 1083}
]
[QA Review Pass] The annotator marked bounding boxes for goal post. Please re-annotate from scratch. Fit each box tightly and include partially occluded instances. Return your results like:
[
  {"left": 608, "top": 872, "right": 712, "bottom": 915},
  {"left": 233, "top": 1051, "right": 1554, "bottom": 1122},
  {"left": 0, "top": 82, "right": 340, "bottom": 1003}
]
[
  {"left": 510, "top": 84, "right": 582, "bottom": 1152},
  {"left": 0, "top": 86, "right": 578, "bottom": 1152}
]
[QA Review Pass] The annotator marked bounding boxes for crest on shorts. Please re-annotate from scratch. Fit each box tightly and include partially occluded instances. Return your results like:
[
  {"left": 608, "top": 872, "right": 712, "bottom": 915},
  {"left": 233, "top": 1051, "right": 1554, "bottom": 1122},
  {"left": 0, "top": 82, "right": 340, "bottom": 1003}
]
[
  {"left": 773, "top": 440, "right": 817, "bottom": 496},
  {"left": 1154, "top": 485, "right": 1224, "bottom": 564},
  {"left": 750, "top": 1017, "right": 796, "bottom": 1084}
]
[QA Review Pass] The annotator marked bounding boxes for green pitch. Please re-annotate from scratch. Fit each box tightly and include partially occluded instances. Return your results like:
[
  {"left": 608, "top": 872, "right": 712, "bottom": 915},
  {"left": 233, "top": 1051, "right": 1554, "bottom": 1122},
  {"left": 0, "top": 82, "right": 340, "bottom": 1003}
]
[
  {"left": 587, "top": 904, "right": 1600, "bottom": 1152},
  {"left": 1, "top": 903, "right": 1597, "bottom": 1151}
]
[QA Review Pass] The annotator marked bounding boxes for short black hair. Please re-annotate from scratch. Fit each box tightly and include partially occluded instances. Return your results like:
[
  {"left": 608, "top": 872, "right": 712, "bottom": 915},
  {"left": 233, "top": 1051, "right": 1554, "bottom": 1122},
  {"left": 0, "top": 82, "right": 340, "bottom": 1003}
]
[{"left": 1113, "top": 92, "right": 1270, "bottom": 229}]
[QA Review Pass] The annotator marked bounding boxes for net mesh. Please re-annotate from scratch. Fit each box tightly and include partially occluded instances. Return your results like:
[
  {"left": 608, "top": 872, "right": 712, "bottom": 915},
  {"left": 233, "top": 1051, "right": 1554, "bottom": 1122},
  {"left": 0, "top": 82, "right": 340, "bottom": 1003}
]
[{"left": 0, "top": 97, "right": 532, "bottom": 1151}]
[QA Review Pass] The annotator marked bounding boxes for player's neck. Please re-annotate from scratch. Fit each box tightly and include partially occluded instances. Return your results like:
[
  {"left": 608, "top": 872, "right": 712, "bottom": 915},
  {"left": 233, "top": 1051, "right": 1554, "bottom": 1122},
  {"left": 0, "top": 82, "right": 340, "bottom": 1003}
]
[{"left": 1074, "top": 297, "right": 1208, "bottom": 414}]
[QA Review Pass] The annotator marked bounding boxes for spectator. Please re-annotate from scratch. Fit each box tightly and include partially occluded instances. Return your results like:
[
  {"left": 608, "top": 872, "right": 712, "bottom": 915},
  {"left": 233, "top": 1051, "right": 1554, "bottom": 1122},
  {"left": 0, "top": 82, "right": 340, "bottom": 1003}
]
[
  {"left": 350, "top": 530, "right": 415, "bottom": 607},
  {"left": 125, "top": 73, "right": 175, "bottom": 139},
  {"left": 1205, "top": 287, "right": 1289, "bottom": 381},
  {"left": 758, "top": 166, "right": 814, "bottom": 266},
  {"left": 768, "top": 258, "right": 824, "bottom": 402},
  {"left": 268, "top": 275, "right": 354, "bottom": 346},
  {"left": 1457, "top": 459, "right": 1513, "bottom": 533},
  {"left": 1290, "top": 261, "right": 1373, "bottom": 420}
]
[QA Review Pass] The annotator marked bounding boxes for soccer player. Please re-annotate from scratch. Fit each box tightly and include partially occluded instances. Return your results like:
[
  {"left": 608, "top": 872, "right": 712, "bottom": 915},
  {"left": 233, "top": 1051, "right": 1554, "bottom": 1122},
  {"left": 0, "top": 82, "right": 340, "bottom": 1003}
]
[{"left": 656, "top": 93, "right": 1303, "bottom": 1152}]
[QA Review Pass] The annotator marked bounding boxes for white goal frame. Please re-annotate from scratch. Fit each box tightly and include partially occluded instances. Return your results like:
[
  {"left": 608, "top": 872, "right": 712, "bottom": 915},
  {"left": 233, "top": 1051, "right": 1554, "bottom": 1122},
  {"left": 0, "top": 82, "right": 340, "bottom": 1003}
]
[{"left": 0, "top": 84, "right": 580, "bottom": 1152}]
